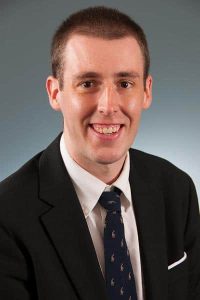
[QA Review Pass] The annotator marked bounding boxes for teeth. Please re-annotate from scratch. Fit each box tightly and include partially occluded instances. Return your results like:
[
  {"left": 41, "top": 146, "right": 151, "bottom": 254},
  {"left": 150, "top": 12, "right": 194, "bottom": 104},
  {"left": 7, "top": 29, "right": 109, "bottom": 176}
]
[{"left": 92, "top": 124, "right": 121, "bottom": 134}]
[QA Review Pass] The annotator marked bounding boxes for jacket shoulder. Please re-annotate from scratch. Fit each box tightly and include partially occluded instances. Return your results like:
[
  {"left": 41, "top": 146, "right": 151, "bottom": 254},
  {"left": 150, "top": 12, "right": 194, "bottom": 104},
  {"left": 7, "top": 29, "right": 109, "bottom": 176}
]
[
  {"left": 129, "top": 148, "right": 198, "bottom": 229},
  {"left": 0, "top": 152, "right": 42, "bottom": 192},
  {"left": 0, "top": 151, "right": 43, "bottom": 220},
  {"left": 129, "top": 148, "right": 193, "bottom": 187}
]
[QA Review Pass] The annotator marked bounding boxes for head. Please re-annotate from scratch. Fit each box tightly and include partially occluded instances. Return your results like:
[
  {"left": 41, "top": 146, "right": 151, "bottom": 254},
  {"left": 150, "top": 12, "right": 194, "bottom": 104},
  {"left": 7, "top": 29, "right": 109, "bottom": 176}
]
[
  {"left": 51, "top": 6, "right": 150, "bottom": 90},
  {"left": 46, "top": 6, "right": 153, "bottom": 179}
]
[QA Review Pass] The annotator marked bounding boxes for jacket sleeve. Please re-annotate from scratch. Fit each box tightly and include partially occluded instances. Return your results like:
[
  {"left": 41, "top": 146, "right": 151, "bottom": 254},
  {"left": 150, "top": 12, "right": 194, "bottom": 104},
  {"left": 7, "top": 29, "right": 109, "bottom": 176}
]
[
  {"left": 0, "top": 223, "right": 36, "bottom": 299},
  {"left": 184, "top": 177, "right": 200, "bottom": 300}
]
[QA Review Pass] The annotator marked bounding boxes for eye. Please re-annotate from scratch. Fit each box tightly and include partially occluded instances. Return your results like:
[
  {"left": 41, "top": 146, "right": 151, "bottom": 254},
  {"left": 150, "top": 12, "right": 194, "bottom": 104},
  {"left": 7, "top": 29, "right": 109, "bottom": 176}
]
[
  {"left": 81, "top": 81, "right": 95, "bottom": 88},
  {"left": 119, "top": 81, "right": 132, "bottom": 88}
]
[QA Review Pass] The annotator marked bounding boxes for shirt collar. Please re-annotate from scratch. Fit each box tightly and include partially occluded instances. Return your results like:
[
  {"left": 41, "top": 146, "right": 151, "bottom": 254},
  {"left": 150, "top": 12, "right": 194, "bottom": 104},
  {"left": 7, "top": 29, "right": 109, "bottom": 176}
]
[{"left": 60, "top": 133, "right": 131, "bottom": 218}]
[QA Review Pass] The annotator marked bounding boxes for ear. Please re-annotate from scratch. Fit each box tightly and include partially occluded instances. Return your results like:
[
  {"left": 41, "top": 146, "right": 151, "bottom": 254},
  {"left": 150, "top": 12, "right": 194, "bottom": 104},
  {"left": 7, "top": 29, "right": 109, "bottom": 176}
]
[
  {"left": 46, "top": 76, "right": 61, "bottom": 111},
  {"left": 143, "top": 75, "right": 153, "bottom": 110}
]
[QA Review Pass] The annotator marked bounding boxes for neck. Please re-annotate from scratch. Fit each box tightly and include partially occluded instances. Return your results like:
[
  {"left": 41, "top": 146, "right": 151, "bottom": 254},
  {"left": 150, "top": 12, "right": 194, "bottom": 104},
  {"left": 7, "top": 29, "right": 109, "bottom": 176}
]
[
  {"left": 63, "top": 138, "right": 126, "bottom": 185},
  {"left": 64, "top": 135, "right": 126, "bottom": 185},
  {"left": 79, "top": 156, "right": 127, "bottom": 185}
]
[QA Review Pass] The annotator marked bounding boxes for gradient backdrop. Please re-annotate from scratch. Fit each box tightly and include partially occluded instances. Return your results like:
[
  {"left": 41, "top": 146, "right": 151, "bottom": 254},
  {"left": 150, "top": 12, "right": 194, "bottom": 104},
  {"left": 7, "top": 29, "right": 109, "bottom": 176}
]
[{"left": 0, "top": 0, "right": 199, "bottom": 201}]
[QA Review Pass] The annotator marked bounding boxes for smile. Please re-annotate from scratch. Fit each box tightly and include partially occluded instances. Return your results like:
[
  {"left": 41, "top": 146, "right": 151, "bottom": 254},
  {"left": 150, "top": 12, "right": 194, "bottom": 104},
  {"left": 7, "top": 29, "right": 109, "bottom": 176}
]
[{"left": 91, "top": 124, "right": 121, "bottom": 135}]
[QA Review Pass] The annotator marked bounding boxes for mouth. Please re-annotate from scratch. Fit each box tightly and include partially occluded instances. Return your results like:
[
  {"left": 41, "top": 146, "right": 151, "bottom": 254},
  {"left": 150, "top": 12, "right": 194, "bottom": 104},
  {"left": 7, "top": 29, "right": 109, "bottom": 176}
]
[
  {"left": 90, "top": 124, "right": 122, "bottom": 134},
  {"left": 89, "top": 123, "right": 124, "bottom": 140}
]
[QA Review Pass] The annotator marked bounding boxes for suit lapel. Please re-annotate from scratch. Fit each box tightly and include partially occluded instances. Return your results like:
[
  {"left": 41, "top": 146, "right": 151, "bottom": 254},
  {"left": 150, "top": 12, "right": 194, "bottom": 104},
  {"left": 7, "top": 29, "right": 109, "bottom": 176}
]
[
  {"left": 38, "top": 134, "right": 108, "bottom": 300},
  {"left": 129, "top": 149, "right": 168, "bottom": 300},
  {"left": 37, "top": 134, "right": 169, "bottom": 300}
]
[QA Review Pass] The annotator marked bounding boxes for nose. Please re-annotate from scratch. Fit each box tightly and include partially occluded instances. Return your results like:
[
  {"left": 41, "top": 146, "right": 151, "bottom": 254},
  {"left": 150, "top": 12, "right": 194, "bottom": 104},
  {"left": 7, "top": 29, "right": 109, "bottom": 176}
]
[{"left": 97, "top": 86, "right": 119, "bottom": 115}]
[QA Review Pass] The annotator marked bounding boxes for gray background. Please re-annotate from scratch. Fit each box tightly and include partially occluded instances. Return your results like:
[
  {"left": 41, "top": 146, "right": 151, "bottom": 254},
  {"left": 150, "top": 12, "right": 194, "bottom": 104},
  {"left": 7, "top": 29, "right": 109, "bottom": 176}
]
[{"left": 0, "top": 0, "right": 199, "bottom": 200}]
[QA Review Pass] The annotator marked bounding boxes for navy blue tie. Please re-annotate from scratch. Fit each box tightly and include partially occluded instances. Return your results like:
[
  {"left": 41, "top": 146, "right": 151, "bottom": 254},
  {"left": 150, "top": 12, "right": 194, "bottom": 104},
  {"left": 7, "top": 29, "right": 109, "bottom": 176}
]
[{"left": 99, "top": 188, "right": 137, "bottom": 300}]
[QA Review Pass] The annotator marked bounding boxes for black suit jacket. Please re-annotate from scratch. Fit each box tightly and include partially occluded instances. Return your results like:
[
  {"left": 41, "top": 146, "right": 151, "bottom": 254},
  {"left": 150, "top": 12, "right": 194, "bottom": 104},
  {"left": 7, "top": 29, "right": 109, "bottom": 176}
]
[{"left": 0, "top": 133, "right": 199, "bottom": 300}]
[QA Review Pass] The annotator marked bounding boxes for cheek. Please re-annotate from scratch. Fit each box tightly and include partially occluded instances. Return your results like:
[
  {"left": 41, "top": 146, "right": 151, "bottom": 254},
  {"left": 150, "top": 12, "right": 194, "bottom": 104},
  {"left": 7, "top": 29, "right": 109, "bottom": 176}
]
[
  {"left": 122, "top": 97, "right": 143, "bottom": 120},
  {"left": 60, "top": 94, "right": 97, "bottom": 124}
]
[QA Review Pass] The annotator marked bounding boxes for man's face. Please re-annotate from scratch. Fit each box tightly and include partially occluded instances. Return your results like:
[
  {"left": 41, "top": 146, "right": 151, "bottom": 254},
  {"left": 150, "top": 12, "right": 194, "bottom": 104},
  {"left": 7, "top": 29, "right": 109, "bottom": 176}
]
[{"left": 48, "top": 34, "right": 152, "bottom": 170}]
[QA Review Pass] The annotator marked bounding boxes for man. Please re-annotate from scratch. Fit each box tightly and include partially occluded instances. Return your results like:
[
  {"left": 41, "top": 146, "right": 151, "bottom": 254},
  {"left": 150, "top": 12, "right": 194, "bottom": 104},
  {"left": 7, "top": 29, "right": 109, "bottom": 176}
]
[{"left": 0, "top": 6, "right": 199, "bottom": 300}]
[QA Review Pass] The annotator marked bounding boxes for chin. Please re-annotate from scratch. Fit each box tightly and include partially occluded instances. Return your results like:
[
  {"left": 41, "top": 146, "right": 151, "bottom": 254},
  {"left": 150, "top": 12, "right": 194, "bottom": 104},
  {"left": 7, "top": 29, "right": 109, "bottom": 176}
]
[{"left": 93, "top": 152, "right": 126, "bottom": 165}]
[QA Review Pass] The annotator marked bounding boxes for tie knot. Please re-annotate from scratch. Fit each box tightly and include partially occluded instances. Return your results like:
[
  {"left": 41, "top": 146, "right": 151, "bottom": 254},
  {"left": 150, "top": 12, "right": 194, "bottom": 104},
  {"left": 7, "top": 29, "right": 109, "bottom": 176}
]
[{"left": 99, "top": 187, "right": 121, "bottom": 212}]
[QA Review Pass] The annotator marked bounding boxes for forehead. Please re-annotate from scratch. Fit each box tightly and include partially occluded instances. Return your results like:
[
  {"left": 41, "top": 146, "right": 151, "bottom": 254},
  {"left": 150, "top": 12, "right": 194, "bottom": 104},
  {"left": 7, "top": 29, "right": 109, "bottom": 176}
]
[{"left": 63, "top": 34, "right": 144, "bottom": 76}]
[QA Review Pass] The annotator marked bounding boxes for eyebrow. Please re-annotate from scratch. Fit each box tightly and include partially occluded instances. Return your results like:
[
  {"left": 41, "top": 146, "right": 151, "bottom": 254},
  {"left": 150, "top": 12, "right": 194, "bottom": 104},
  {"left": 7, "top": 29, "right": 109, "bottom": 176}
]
[
  {"left": 115, "top": 71, "right": 140, "bottom": 78},
  {"left": 73, "top": 72, "right": 100, "bottom": 80},
  {"left": 73, "top": 71, "right": 140, "bottom": 81}
]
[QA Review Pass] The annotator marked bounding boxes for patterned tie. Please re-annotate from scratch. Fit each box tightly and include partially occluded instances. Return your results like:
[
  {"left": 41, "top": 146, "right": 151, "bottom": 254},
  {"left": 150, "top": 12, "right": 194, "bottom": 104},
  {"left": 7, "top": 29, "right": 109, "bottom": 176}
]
[{"left": 99, "top": 187, "right": 137, "bottom": 300}]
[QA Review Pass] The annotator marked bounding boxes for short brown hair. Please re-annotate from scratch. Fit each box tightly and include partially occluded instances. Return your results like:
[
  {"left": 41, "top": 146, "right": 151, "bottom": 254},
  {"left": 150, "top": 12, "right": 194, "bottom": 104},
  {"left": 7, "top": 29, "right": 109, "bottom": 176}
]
[{"left": 51, "top": 6, "right": 150, "bottom": 90}]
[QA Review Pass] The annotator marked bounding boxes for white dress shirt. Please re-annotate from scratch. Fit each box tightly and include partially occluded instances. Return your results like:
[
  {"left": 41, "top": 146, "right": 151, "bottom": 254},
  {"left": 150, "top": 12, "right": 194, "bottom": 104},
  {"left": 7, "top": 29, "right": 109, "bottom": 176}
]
[{"left": 60, "top": 134, "right": 144, "bottom": 300}]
